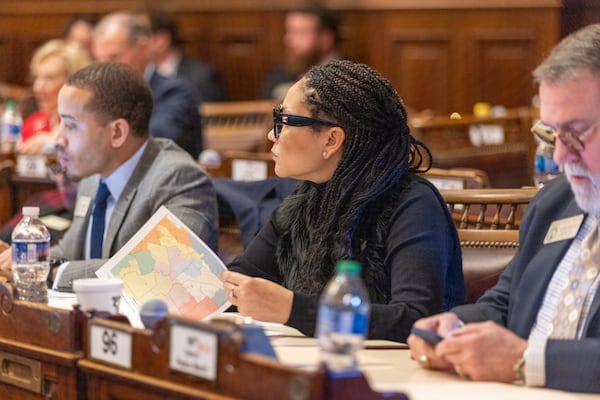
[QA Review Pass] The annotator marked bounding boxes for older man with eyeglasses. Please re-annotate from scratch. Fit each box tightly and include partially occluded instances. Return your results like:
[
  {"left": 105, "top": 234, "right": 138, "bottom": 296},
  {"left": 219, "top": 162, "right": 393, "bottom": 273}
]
[{"left": 408, "top": 23, "right": 600, "bottom": 394}]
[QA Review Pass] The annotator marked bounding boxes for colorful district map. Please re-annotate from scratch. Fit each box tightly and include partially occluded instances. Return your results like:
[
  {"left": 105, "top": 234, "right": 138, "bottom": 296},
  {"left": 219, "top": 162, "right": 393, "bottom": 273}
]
[{"left": 97, "top": 206, "right": 230, "bottom": 328}]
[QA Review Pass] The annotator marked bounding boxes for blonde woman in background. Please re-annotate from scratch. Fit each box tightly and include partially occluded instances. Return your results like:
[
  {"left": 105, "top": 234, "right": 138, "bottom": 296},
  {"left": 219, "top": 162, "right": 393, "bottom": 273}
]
[{"left": 20, "top": 39, "right": 90, "bottom": 154}]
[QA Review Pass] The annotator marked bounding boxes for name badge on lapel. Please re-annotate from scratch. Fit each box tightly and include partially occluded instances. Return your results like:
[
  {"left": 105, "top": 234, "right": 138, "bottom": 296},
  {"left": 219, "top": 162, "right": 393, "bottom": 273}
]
[
  {"left": 543, "top": 214, "right": 584, "bottom": 244},
  {"left": 74, "top": 196, "right": 91, "bottom": 218}
]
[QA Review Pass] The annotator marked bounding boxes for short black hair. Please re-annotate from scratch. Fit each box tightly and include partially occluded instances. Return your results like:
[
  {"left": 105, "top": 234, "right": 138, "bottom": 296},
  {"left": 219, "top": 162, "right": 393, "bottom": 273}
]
[{"left": 65, "top": 61, "right": 153, "bottom": 136}]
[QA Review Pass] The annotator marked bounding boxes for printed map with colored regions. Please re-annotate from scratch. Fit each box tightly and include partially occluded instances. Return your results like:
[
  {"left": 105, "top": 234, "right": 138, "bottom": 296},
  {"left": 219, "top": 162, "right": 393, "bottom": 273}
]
[{"left": 96, "top": 206, "right": 229, "bottom": 328}]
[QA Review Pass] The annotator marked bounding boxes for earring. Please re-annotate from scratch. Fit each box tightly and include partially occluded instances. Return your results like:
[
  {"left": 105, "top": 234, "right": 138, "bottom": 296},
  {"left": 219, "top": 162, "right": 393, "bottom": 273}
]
[{"left": 322, "top": 151, "right": 328, "bottom": 159}]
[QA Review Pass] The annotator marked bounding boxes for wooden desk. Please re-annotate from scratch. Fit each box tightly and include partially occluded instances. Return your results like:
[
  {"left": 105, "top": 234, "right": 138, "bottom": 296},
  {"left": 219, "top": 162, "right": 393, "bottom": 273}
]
[
  {"left": 410, "top": 107, "right": 537, "bottom": 188},
  {"left": 77, "top": 317, "right": 407, "bottom": 400},
  {"left": 360, "top": 349, "right": 600, "bottom": 400},
  {"left": 0, "top": 284, "right": 85, "bottom": 399},
  {"left": 272, "top": 337, "right": 599, "bottom": 400},
  {"left": 0, "top": 338, "right": 82, "bottom": 400},
  {"left": 29, "top": 298, "right": 600, "bottom": 400}
]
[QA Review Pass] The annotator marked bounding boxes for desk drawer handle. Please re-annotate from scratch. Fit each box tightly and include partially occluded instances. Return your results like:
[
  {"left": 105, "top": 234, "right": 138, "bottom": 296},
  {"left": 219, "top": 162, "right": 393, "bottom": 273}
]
[{"left": 0, "top": 351, "right": 42, "bottom": 393}]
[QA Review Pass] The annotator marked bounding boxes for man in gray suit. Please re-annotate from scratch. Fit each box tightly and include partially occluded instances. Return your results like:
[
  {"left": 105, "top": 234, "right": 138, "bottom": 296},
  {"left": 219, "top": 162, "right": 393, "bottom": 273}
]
[
  {"left": 0, "top": 61, "right": 218, "bottom": 291},
  {"left": 408, "top": 24, "right": 600, "bottom": 394}
]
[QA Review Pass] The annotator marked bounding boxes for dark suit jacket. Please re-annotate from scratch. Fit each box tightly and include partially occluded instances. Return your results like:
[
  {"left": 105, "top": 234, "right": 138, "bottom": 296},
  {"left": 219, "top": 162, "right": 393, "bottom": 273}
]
[
  {"left": 51, "top": 137, "right": 218, "bottom": 290},
  {"left": 258, "top": 66, "right": 299, "bottom": 100},
  {"left": 213, "top": 177, "right": 298, "bottom": 247},
  {"left": 177, "top": 57, "right": 227, "bottom": 102},
  {"left": 148, "top": 71, "right": 202, "bottom": 159},
  {"left": 452, "top": 175, "right": 600, "bottom": 393}
]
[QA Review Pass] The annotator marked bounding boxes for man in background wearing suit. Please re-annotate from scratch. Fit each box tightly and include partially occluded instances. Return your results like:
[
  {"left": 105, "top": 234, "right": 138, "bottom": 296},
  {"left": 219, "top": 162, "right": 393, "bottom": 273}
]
[
  {"left": 0, "top": 62, "right": 218, "bottom": 291},
  {"left": 259, "top": 4, "right": 340, "bottom": 101},
  {"left": 138, "top": 6, "right": 227, "bottom": 102},
  {"left": 93, "top": 11, "right": 203, "bottom": 159},
  {"left": 408, "top": 24, "right": 600, "bottom": 394}
]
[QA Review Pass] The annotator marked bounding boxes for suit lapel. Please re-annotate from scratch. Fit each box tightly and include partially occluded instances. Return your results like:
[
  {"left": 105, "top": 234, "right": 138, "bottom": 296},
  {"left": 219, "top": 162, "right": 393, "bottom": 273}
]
[
  {"left": 103, "top": 139, "right": 160, "bottom": 257},
  {"left": 68, "top": 177, "right": 98, "bottom": 259},
  {"left": 511, "top": 199, "right": 587, "bottom": 336}
]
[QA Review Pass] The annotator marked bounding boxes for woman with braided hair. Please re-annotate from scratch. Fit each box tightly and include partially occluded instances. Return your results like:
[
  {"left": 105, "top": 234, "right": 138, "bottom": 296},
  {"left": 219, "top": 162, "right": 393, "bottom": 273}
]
[{"left": 222, "top": 59, "right": 464, "bottom": 341}]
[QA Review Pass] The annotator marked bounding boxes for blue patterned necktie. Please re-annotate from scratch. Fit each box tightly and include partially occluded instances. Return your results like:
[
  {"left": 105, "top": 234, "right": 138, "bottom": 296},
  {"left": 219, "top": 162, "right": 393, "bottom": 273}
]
[{"left": 90, "top": 181, "right": 110, "bottom": 259}]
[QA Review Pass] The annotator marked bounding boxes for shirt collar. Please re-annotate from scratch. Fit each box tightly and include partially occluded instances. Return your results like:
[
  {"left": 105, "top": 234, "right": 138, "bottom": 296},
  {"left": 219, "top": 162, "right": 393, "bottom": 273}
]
[
  {"left": 103, "top": 140, "right": 148, "bottom": 202},
  {"left": 143, "top": 64, "right": 156, "bottom": 82},
  {"left": 156, "top": 51, "right": 182, "bottom": 77}
]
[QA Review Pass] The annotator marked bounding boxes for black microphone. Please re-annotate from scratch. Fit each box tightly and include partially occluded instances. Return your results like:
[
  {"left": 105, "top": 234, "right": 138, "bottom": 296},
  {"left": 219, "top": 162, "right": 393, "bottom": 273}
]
[{"left": 139, "top": 299, "right": 169, "bottom": 329}]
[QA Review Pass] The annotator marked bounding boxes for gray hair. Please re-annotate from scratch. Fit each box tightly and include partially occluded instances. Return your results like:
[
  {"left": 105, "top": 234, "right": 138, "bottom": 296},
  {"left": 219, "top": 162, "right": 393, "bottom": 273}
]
[
  {"left": 534, "top": 23, "right": 600, "bottom": 83},
  {"left": 94, "top": 11, "right": 150, "bottom": 46}
]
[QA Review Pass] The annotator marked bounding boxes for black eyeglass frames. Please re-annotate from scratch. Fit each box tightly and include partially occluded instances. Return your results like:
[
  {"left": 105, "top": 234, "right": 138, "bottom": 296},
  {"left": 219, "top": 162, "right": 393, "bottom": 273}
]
[{"left": 273, "top": 105, "right": 339, "bottom": 139}]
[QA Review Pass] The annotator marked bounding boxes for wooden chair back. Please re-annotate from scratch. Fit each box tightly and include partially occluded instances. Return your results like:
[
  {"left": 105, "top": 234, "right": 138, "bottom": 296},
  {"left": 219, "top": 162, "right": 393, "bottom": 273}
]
[
  {"left": 203, "top": 150, "right": 275, "bottom": 181},
  {"left": 200, "top": 100, "right": 275, "bottom": 153},
  {"left": 424, "top": 167, "right": 491, "bottom": 189},
  {"left": 410, "top": 107, "right": 537, "bottom": 188},
  {"left": 441, "top": 188, "right": 538, "bottom": 303}
]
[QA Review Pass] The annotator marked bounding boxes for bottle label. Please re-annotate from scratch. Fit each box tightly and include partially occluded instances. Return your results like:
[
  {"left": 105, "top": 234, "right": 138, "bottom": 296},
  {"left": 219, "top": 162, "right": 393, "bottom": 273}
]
[
  {"left": 12, "top": 242, "right": 49, "bottom": 263},
  {"left": 535, "top": 153, "right": 560, "bottom": 174},
  {"left": 317, "top": 306, "right": 369, "bottom": 335}
]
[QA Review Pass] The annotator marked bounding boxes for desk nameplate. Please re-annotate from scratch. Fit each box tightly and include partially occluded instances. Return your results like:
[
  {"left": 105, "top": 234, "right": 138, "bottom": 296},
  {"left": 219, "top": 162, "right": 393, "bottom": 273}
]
[
  {"left": 89, "top": 320, "right": 133, "bottom": 369},
  {"left": 169, "top": 322, "right": 218, "bottom": 381}
]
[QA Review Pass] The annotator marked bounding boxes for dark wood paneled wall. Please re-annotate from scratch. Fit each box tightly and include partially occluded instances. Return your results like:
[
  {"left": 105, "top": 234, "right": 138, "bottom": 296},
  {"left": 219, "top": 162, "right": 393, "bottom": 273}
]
[
  {"left": 562, "top": 0, "right": 600, "bottom": 36},
  {"left": 0, "top": 0, "right": 561, "bottom": 113}
]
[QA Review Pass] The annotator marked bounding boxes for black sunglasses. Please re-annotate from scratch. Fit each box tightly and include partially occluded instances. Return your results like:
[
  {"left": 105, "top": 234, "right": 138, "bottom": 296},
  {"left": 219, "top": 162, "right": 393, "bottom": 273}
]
[{"left": 273, "top": 105, "right": 339, "bottom": 139}]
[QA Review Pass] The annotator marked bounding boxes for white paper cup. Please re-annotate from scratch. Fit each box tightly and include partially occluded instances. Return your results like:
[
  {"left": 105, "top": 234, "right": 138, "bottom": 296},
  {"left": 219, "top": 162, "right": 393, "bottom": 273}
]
[{"left": 73, "top": 278, "right": 124, "bottom": 314}]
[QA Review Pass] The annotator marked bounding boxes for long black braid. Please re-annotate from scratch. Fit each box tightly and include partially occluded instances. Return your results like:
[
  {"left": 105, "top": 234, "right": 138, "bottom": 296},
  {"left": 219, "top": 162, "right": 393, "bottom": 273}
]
[{"left": 276, "top": 59, "right": 432, "bottom": 302}]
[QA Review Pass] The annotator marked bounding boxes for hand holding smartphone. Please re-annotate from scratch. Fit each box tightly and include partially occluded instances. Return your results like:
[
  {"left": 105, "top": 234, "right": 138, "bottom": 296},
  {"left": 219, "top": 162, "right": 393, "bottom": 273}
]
[{"left": 410, "top": 326, "right": 443, "bottom": 345}]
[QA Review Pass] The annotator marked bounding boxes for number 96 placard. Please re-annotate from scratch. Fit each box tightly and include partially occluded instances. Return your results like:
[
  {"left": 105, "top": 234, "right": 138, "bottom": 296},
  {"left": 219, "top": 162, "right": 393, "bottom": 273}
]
[{"left": 89, "top": 323, "right": 133, "bottom": 369}]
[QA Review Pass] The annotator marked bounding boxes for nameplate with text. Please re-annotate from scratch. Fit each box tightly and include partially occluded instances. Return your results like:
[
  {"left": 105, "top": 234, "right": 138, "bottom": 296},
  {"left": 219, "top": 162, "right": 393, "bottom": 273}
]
[
  {"left": 89, "top": 321, "right": 133, "bottom": 369},
  {"left": 232, "top": 159, "right": 268, "bottom": 181},
  {"left": 169, "top": 323, "right": 218, "bottom": 381},
  {"left": 16, "top": 154, "right": 48, "bottom": 178}
]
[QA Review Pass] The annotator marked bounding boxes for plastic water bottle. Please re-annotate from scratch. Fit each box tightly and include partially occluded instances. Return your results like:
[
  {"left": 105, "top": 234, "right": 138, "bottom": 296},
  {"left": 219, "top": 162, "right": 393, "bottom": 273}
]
[
  {"left": 534, "top": 139, "right": 560, "bottom": 188},
  {"left": 0, "top": 100, "right": 22, "bottom": 153},
  {"left": 12, "top": 207, "right": 51, "bottom": 303},
  {"left": 316, "top": 260, "right": 370, "bottom": 371}
]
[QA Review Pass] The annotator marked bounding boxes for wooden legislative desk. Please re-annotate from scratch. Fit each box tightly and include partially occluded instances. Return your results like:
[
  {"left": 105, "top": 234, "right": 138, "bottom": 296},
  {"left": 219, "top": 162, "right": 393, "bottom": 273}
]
[
  {"left": 0, "top": 285, "right": 597, "bottom": 400},
  {"left": 76, "top": 316, "right": 406, "bottom": 400},
  {"left": 0, "top": 283, "right": 84, "bottom": 399},
  {"left": 271, "top": 337, "right": 600, "bottom": 400}
]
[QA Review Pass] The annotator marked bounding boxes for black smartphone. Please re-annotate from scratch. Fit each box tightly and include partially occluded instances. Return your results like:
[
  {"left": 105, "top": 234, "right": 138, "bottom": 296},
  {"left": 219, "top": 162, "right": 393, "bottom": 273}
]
[{"left": 410, "top": 326, "right": 443, "bottom": 345}]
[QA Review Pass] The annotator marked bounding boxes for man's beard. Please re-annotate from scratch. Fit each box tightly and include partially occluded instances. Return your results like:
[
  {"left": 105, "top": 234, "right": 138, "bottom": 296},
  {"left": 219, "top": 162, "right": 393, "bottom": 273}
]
[{"left": 565, "top": 162, "right": 600, "bottom": 216}]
